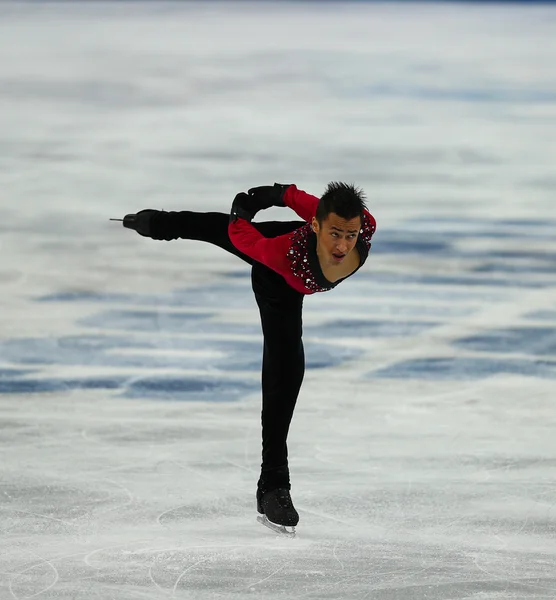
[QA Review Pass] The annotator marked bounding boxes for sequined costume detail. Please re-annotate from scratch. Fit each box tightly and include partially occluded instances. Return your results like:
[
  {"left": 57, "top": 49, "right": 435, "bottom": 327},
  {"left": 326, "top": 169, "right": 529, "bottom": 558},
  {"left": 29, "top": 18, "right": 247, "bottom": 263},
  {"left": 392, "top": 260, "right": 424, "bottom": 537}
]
[
  {"left": 359, "top": 212, "right": 376, "bottom": 251},
  {"left": 286, "top": 224, "right": 332, "bottom": 293}
]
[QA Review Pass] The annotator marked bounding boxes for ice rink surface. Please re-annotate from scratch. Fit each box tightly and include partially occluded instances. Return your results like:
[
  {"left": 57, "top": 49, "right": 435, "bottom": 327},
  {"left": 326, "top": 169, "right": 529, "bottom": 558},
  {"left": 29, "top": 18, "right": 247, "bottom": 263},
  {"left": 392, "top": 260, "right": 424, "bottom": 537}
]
[{"left": 1, "top": 1, "right": 556, "bottom": 598}]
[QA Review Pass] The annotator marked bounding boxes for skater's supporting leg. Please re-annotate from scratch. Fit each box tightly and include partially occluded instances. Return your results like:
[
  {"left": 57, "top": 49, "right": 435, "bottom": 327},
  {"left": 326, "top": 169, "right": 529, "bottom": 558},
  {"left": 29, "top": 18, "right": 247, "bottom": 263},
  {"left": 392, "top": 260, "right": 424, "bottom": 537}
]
[{"left": 252, "top": 263, "right": 305, "bottom": 493}]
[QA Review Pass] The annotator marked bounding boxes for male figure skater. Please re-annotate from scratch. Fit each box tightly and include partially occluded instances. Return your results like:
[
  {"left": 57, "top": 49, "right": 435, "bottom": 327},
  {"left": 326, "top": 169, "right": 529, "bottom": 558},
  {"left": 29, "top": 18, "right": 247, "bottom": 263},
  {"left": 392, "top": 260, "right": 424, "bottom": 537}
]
[{"left": 121, "top": 182, "right": 376, "bottom": 535}]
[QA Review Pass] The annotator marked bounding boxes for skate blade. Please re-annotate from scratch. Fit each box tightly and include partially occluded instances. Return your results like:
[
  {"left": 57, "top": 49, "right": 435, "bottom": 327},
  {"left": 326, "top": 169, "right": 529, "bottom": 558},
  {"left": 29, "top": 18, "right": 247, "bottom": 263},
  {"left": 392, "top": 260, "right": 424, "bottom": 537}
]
[{"left": 257, "top": 515, "right": 296, "bottom": 538}]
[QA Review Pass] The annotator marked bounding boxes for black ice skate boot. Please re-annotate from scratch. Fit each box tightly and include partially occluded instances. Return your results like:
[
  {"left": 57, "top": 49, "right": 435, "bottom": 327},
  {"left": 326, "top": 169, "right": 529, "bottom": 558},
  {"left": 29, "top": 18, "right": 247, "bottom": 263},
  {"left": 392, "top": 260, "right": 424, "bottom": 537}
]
[{"left": 256, "top": 488, "right": 299, "bottom": 537}]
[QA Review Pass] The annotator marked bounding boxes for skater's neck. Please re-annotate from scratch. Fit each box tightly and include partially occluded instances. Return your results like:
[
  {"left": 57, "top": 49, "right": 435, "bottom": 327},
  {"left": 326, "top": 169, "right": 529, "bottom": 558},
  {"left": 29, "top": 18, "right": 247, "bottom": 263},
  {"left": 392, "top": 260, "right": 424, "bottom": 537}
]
[{"left": 318, "top": 247, "right": 360, "bottom": 283}]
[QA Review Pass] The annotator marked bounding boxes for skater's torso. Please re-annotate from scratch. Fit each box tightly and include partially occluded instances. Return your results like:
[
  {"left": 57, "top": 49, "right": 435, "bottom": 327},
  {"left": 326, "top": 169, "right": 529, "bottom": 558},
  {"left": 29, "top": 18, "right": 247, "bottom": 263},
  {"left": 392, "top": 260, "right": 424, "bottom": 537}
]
[
  {"left": 282, "top": 220, "right": 372, "bottom": 294},
  {"left": 229, "top": 185, "right": 376, "bottom": 296}
]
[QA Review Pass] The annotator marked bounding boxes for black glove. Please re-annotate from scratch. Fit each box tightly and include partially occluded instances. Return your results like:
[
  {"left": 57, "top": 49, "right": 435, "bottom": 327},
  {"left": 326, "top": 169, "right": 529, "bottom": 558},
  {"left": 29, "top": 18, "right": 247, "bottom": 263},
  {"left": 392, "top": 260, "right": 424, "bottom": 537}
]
[
  {"left": 229, "top": 183, "right": 292, "bottom": 224},
  {"left": 247, "top": 183, "right": 291, "bottom": 209},
  {"left": 230, "top": 192, "right": 258, "bottom": 223}
]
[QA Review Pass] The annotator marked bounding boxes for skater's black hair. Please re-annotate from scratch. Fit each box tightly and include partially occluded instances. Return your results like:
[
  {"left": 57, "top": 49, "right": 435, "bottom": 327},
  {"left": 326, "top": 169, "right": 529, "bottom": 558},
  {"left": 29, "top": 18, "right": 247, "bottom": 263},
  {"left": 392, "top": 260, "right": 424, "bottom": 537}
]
[{"left": 315, "top": 182, "right": 367, "bottom": 225}]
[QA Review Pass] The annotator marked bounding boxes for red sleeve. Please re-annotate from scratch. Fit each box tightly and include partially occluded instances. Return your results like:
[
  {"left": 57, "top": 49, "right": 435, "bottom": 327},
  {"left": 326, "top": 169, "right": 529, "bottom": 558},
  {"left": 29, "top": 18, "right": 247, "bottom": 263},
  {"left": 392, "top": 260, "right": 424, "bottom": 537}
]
[
  {"left": 282, "top": 185, "right": 319, "bottom": 222},
  {"left": 228, "top": 219, "right": 290, "bottom": 273}
]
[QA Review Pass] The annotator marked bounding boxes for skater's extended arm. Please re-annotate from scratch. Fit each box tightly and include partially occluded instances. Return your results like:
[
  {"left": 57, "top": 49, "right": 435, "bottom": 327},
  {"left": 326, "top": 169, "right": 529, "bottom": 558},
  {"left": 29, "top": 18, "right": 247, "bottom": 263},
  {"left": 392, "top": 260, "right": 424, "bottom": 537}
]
[
  {"left": 248, "top": 184, "right": 319, "bottom": 223},
  {"left": 228, "top": 193, "right": 291, "bottom": 271},
  {"left": 228, "top": 222, "right": 289, "bottom": 270},
  {"left": 281, "top": 186, "right": 320, "bottom": 222}
]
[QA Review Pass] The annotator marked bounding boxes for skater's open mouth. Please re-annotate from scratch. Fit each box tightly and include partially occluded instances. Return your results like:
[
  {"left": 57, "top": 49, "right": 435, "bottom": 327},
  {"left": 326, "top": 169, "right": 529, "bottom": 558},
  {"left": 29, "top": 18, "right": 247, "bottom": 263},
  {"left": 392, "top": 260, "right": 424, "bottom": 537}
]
[{"left": 332, "top": 253, "right": 345, "bottom": 261}]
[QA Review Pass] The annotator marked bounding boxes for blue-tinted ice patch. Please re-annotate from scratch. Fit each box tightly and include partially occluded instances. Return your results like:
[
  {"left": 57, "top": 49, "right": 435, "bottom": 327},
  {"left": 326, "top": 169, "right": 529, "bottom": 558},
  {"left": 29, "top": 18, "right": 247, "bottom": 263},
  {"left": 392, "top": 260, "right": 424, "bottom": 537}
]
[
  {"left": 77, "top": 309, "right": 261, "bottom": 336},
  {"left": 0, "top": 379, "right": 60, "bottom": 394},
  {"left": 0, "top": 332, "right": 360, "bottom": 399},
  {"left": 0, "top": 373, "right": 256, "bottom": 401},
  {"left": 465, "top": 250, "right": 556, "bottom": 262},
  {"left": 22, "top": 209, "right": 555, "bottom": 402},
  {"left": 0, "top": 335, "right": 358, "bottom": 373},
  {"left": 523, "top": 310, "right": 556, "bottom": 321},
  {"left": 0, "top": 335, "right": 256, "bottom": 370},
  {"left": 0, "top": 368, "right": 37, "bottom": 378},
  {"left": 0, "top": 335, "right": 171, "bottom": 368},
  {"left": 124, "top": 376, "right": 256, "bottom": 402},
  {"left": 314, "top": 299, "right": 474, "bottom": 318},
  {"left": 358, "top": 84, "right": 556, "bottom": 104},
  {"left": 371, "top": 357, "right": 556, "bottom": 381},
  {"left": 223, "top": 270, "right": 251, "bottom": 279},
  {"left": 303, "top": 342, "right": 359, "bottom": 369},
  {"left": 411, "top": 216, "right": 556, "bottom": 229},
  {"left": 0, "top": 376, "right": 125, "bottom": 394},
  {"left": 358, "top": 272, "right": 552, "bottom": 289},
  {"left": 416, "top": 274, "right": 527, "bottom": 287},
  {"left": 451, "top": 230, "right": 555, "bottom": 241},
  {"left": 454, "top": 327, "right": 556, "bottom": 356},
  {"left": 305, "top": 319, "right": 439, "bottom": 339},
  {"left": 371, "top": 233, "right": 451, "bottom": 256},
  {"left": 472, "top": 263, "right": 556, "bottom": 275},
  {"left": 36, "top": 283, "right": 254, "bottom": 310},
  {"left": 337, "top": 281, "right": 506, "bottom": 303},
  {"left": 376, "top": 218, "right": 556, "bottom": 262},
  {"left": 36, "top": 291, "right": 132, "bottom": 303}
]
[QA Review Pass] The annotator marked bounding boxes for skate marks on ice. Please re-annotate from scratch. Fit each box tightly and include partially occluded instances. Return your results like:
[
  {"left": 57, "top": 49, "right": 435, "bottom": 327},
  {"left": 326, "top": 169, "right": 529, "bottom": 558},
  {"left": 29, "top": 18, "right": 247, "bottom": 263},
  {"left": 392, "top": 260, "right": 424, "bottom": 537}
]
[
  {"left": 3, "top": 413, "right": 556, "bottom": 600},
  {"left": 5, "top": 528, "right": 556, "bottom": 600}
]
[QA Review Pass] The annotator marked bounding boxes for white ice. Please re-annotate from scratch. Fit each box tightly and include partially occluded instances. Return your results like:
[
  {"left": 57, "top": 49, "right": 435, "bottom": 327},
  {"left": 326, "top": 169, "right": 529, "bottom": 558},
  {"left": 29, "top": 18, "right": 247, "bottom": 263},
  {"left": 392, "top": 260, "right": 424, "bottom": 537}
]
[{"left": 1, "top": 1, "right": 556, "bottom": 599}]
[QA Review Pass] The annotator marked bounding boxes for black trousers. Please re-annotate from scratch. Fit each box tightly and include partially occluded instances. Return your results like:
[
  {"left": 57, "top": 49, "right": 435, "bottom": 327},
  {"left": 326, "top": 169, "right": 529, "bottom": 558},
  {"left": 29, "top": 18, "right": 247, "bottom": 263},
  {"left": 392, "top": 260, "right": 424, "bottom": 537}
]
[{"left": 178, "top": 211, "right": 306, "bottom": 492}]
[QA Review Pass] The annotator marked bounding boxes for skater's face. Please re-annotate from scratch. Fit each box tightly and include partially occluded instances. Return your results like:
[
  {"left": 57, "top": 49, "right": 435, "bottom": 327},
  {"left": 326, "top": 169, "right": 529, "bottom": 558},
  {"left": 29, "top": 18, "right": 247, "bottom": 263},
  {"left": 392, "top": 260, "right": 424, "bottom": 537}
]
[{"left": 311, "top": 213, "right": 361, "bottom": 266}]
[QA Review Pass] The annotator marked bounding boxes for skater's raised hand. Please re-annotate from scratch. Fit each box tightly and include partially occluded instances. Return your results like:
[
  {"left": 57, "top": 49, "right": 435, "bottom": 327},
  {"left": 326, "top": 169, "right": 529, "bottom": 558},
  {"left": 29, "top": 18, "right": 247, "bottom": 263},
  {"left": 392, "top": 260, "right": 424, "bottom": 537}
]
[
  {"left": 230, "top": 192, "right": 259, "bottom": 223},
  {"left": 247, "top": 183, "right": 291, "bottom": 209}
]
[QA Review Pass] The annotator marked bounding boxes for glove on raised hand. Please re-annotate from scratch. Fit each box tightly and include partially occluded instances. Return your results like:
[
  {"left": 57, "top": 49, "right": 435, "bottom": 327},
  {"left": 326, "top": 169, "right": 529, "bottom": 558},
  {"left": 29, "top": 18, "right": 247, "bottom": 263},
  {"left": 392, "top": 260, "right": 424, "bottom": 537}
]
[
  {"left": 247, "top": 183, "right": 290, "bottom": 209},
  {"left": 230, "top": 184, "right": 292, "bottom": 223},
  {"left": 229, "top": 192, "right": 258, "bottom": 223}
]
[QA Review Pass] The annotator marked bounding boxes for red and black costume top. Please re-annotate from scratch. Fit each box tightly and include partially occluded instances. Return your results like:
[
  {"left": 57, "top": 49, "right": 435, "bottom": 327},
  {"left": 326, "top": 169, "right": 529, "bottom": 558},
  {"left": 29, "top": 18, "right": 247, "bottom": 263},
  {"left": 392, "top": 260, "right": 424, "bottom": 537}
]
[{"left": 228, "top": 185, "right": 377, "bottom": 295}]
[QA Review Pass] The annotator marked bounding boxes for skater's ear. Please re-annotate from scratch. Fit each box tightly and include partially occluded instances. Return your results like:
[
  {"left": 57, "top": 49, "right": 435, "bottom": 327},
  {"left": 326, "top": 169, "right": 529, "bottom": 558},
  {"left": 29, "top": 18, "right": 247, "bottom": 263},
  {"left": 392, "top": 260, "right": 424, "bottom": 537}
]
[{"left": 311, "top": 216, "right": 320, "bottom": 234}]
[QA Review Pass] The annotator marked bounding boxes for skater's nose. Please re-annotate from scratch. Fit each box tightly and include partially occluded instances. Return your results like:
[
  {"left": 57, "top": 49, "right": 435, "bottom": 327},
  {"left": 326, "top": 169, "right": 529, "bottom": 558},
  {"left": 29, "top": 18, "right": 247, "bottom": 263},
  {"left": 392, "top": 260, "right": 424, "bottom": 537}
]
[{"left": 336, "top": 241, "right": 348, "bottom": 254}]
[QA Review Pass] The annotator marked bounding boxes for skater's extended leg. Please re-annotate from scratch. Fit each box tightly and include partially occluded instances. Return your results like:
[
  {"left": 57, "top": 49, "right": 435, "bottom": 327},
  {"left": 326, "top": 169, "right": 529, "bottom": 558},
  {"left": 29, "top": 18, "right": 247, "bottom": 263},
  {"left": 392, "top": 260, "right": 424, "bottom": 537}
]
[{"left": 149, "top": 211, "right": 303, "bottom": 265}]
